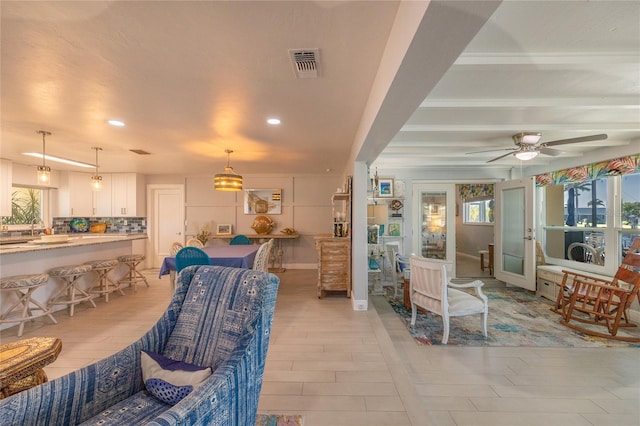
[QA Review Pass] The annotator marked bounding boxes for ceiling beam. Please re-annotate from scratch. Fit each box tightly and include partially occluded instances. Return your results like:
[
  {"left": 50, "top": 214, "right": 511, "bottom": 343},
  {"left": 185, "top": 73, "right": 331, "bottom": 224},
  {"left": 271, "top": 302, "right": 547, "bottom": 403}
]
[
  {"left": 400, "top": 124, "right": 640, "bottom": 132},
  {"left": 455, "top": 52, "right": 639, "bottom": 65},
  {"left": 419, "top": 97, "right": 640, "bottom": 109}
]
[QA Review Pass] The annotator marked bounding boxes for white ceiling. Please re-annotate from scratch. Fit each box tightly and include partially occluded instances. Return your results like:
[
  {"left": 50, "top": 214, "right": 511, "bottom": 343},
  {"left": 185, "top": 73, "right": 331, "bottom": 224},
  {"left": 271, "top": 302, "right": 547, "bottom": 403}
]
[{"left": 2, "top": 1, "right": 639, "bottom": 178}]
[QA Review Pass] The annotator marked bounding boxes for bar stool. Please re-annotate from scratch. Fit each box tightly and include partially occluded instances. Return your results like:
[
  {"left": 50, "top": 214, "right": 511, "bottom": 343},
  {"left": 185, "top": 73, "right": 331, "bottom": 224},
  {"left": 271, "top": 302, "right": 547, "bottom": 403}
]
[
  {"left": 117, "top": 254, "right": 149, "bottom": 291},
  {"left": 0, "top": 274, "right": 58, "bottom": 337},
  {"left": 86, "top": 259, "right": 124, "bottom": 302},
  {"left": 48, "top": 264, "right": 96, "bottom": 317}
]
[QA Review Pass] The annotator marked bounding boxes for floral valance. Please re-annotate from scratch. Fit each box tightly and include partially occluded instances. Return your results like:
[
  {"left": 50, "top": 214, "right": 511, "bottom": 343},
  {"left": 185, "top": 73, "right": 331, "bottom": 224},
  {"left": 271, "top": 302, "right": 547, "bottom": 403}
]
[
  {"left": 458, "top": 183, "right": 494, "bottom": 201},
  {"left": 535, "top": 154, "right": 640, "bottom": 187}
]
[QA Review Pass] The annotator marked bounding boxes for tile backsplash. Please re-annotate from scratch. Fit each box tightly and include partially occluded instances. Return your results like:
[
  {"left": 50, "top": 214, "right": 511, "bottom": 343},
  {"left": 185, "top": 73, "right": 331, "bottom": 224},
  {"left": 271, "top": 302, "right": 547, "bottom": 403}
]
[{"left": 53, "top": 217, "right": 147, "bottom": 234}]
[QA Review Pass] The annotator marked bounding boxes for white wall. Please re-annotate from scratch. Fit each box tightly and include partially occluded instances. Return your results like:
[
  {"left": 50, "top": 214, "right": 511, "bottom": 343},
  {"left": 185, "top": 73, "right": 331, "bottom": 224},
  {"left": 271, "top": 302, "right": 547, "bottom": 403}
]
[{"left": 152, "top": 173, "right": 344, "bottom": 269}]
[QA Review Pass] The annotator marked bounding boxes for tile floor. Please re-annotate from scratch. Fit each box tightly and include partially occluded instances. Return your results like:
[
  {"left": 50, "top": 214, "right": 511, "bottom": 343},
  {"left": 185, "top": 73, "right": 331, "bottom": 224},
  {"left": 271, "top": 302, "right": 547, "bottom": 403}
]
[{"left": 1, "top": 268, "right": 638, "bottom": 426}]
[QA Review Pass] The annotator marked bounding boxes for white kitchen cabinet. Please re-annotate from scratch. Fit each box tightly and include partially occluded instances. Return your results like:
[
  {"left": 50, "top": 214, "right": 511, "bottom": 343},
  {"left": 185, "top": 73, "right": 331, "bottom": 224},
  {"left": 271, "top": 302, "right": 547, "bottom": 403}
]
[
  {"left": 111, "top": 173, "right": 146, "bottom": 216},
  {"left": 0, "top": 159, "right": 12, "bottom": 217},
  {"left": 92, "top": 174, "right": 112, "bottom": 216},
  {"left": 61, "top": 172, "right": 94, "bottom": 217}
]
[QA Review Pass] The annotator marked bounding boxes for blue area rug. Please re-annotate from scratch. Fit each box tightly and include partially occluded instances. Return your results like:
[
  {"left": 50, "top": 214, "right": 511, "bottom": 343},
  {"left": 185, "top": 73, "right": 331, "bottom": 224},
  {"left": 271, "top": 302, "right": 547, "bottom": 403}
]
[{"left": 386, "top": 285, "right": 640, "bottom": 347}]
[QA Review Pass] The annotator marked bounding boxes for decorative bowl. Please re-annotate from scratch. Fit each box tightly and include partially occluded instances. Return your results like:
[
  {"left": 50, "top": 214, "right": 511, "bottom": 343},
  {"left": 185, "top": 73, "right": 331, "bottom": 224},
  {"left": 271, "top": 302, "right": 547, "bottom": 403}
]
[
  {"left": 70, "top": 217, "right": 89, "bottom": 233},
  {"left": 90, "top": 223, "right": 107, "bottom": 233}
]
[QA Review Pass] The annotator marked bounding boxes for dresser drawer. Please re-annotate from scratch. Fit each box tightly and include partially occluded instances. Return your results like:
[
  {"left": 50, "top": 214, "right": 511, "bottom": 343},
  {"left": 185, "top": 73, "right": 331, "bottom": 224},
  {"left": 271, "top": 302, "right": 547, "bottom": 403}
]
[{"left": 536, "top": 277, "right": 556, "bottom": 300}]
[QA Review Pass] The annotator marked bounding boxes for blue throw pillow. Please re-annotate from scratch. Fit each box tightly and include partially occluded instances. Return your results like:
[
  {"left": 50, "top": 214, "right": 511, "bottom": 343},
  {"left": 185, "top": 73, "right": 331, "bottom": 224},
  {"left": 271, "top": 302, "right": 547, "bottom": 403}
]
[{"left": 140, "top": 351, "right": 212, "bottom": 405}]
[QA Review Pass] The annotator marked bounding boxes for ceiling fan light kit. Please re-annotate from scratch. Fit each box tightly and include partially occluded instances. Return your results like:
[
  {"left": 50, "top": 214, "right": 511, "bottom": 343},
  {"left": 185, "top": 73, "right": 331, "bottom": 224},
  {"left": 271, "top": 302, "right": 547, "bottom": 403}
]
[
  {"left": 513, "top": 132, "right": 542, "bottom": 145},
  {"left": 514, "top": 150, "right": 539, "bottom": 161}
]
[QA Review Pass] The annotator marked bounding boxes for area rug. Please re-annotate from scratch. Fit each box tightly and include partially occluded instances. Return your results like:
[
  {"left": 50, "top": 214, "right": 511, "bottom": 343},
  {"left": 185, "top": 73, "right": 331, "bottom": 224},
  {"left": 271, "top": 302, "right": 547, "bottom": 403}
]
[
  {"left": 255, "top": 414, "right": 304, "bottom": 426},
  {"left": 385, "top": 285, "right": 640, "bottom": 347}
]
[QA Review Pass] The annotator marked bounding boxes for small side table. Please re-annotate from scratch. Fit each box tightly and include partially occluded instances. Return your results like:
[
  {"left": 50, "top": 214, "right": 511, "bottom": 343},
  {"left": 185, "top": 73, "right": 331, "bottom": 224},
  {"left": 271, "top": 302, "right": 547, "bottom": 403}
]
[
  {"left": 0, "top": 337, "right": 62, "bottom": 398},
  {"left": 478, "top": 250, "right": 489, "bottom": 271},
  {"left": 403, "top": 278, "right": 411, "bottom": 309}
]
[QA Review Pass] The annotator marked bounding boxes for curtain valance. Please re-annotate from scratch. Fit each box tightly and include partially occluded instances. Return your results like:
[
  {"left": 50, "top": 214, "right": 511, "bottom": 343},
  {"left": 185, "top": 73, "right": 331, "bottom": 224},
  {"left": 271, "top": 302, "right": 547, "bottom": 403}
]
[
  {"left": 458, "top": 183, "right": 494, "bottom": 201},
  {"left": 535, "top": 154, "right": 640, "bottom": 187}
]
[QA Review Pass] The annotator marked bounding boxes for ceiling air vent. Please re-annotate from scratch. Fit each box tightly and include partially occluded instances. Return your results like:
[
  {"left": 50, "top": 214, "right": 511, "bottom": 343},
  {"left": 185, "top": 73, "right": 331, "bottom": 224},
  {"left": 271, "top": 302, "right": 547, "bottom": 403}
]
[
  {"left": 130, "top": 149, "right": 151, "bottom": 155},
  {"left": 289, "top": 48, "right": 320, "bottom": 79}
]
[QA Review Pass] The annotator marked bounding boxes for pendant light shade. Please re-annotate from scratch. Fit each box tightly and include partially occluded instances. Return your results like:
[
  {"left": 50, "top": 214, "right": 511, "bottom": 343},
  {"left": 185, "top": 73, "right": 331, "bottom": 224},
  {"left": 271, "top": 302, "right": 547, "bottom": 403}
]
[
  {"left": 91, "top": 147, "right": 103, "bottom": 190},
  {"left": 214, "top": 149, "right": 243, "bottom": 191},
  {"left": 36, "top": 130, "right": 52, "bottom": 185}
]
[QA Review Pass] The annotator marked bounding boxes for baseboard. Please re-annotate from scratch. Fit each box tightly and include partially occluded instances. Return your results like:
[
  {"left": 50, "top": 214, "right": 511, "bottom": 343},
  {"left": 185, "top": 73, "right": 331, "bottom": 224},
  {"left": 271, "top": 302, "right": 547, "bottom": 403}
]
[
  {"left": 629, "top": 307, "right": 640, "bottom": 324},
  {"left": 352, "top": 298, "right": 367, "bottom": 311}
]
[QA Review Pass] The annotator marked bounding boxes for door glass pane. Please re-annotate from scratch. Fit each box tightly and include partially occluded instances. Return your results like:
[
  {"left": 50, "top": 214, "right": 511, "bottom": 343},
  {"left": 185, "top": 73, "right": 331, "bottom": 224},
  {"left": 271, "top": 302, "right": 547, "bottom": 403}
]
[
  {"left": 502, "top": 187, "right": 524, "bottom": 275},
  {"left": 420, "top": 191, "right": 447, "bottom": 260}
]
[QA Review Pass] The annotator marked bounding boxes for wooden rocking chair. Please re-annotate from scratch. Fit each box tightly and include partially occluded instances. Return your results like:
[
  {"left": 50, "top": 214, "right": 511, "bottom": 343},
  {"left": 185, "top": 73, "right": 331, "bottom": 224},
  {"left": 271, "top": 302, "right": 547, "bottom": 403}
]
[{"left": 552, "top": 237, "right": 640, "bottom": 342}]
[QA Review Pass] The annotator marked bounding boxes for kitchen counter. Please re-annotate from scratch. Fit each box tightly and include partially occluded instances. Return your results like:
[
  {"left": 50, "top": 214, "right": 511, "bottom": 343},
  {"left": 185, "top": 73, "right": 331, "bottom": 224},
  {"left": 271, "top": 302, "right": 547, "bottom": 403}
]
[
  {"left": 0, "top": 233, "right": 148, "bottom": 331},
  {"left": 0, "top": 234, "right": 147, "bottom": 255}
]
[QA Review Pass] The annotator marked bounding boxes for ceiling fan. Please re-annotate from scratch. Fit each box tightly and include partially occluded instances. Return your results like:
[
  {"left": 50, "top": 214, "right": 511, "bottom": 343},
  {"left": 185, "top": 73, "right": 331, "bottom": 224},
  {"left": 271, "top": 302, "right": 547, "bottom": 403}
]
[{"left": 470, "top": 132, "right": 608, "bottom": 163}]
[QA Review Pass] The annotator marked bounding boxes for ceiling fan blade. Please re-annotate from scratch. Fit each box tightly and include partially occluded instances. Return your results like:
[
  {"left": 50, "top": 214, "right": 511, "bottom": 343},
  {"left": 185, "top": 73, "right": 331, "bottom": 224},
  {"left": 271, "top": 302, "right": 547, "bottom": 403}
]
[
  {"left": 487, "top": 151, "right": 516, "bottom": 163},
  {"left": 542, "top": 133, "right": 608, "bottom": 147},
  {"left": 466, "top": 148, "right": 514, "bottom": 155},
  {"left": 539, "top": 147, "right": 563, "bottom": 156}
]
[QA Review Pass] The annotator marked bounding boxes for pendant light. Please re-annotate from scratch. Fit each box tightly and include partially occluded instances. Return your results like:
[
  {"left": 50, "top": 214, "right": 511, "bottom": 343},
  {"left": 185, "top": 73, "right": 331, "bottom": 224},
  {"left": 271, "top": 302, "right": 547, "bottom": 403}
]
[
  {"left": 36, "top": 130, "right": 51, "bottom": 185},
  {"left": 214, "top": 149, "right": 243, "bottom": 191},
  {"left": 91, "top": 147, "right": 103, "bottom": 190}
]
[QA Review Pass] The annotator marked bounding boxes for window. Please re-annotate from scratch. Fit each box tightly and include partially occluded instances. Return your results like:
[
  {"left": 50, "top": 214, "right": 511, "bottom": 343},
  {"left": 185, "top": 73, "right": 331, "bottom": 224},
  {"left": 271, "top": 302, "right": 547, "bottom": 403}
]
[
  {"left": 620, "top": 173, "right": 640, "bottom": 255},
  {"left": 463, "top": 199, "right": 493, "bottom": 224},
  {"left": 541, "top": 172, "right": 640, "bottom": 271},
  {"left": 3, "top": 186, "right": 43, "bottom": 225}
]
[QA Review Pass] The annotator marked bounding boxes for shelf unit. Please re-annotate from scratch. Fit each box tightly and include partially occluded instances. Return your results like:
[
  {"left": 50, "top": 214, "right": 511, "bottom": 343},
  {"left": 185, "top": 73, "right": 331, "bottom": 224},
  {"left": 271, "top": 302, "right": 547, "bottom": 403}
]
[{"left": 331, "top": 192, "right": 351, "bottom": 237}]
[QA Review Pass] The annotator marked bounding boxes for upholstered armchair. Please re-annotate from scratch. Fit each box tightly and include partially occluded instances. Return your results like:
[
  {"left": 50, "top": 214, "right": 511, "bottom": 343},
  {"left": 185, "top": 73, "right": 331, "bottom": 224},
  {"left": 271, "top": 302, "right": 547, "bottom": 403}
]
[{"left": 0, "top": 266, "right": 279, "bottom": 425}]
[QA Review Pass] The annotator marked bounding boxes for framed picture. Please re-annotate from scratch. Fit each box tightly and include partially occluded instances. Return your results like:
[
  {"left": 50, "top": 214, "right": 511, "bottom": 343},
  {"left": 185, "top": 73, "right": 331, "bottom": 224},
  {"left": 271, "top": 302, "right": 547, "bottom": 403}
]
[
  {"left": 378, "top": 178, "right": 394, "bottom": 198},
  {"left": 216, "top": 224, "right": 232, "bottom": 235},
  {"left": 244, "top": 189, "right": 282, "bottom": 214},
  {"left": 388, "top": 222, "right": 402, "bottom": 237},
  {"left": 367, "top": 225, "right": 379, "bottom": 244}
]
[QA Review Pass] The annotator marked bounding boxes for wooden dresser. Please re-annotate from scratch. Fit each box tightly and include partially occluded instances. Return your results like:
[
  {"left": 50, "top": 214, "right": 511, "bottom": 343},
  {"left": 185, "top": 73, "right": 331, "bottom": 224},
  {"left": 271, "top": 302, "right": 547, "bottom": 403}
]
[{"left": 314, "top": 235, "right": 351, "bottom": 298}]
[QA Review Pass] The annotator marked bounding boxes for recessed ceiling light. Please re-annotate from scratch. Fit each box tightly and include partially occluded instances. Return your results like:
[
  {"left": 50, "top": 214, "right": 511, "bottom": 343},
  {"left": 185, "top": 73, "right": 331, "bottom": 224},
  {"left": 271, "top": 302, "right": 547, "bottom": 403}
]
[
  {"left": 267, "top": 118, "right": 281, "bottom": 125},
  {"left": 23, "top": 152, "right": 95, "bottom": 168},
  {"left": 108, "top": 119, "right": 125, "bottom": 127}
]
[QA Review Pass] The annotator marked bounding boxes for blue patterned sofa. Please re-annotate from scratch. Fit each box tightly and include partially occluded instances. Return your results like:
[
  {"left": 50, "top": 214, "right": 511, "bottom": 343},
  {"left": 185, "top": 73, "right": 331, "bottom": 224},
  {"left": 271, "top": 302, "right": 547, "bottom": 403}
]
[{"left": 0, "top": 266, "right": 279, "bottom": 425}]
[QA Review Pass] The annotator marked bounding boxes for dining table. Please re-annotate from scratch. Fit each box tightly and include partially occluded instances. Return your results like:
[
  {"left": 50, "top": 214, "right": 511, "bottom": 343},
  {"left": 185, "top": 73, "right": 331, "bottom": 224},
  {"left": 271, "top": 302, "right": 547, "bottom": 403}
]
[{"left": 159, "top": 244, "right": 260, "bottom": 278}]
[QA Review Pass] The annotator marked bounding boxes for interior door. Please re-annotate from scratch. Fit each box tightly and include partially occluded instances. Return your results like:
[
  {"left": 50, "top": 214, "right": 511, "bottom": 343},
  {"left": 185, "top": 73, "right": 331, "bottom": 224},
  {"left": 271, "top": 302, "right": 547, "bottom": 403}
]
[
  {"left": 413, "top": 183, "right": 456, "bottom": 275},
  {"left": 151, "top": 185, "right": 185, "bottom": 267},
  {"left": 494, "top": 178, "right": 536, "bottom": 290}
]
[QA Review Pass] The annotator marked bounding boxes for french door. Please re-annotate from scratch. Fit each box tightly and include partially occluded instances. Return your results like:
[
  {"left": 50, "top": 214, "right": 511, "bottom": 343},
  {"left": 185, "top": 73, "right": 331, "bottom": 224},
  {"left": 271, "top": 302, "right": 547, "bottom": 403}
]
[
  {"left": 413, "top": 183, "right": 456, "bottom": 275},
  {"left": 494, "top": 178, "right": 536, "bottom": 290}
]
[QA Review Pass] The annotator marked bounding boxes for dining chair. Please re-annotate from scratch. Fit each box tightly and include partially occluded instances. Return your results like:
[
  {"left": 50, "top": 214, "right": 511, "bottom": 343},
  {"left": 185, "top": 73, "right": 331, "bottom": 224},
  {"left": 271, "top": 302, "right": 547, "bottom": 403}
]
[
  {"left": 168, "top": 242, "right": 184, "bottom": 287},
  {"left": 169, "top": 241, "right": 183, "bottom": 255},
  {"left": 252, "top": 239, "right": 274, "bottom": 272},
  {"left": 230, "top": 235, "right": 251, "bottom": 245},
  {"left": 409, "top": 254, "right": 488, "bottom": 344},
  {"left": 185, "top": 238, "right": 205, "bottom": 248},
  {"left": 175, "top": 246, "right": 212, "bottom": 273}
]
